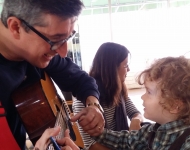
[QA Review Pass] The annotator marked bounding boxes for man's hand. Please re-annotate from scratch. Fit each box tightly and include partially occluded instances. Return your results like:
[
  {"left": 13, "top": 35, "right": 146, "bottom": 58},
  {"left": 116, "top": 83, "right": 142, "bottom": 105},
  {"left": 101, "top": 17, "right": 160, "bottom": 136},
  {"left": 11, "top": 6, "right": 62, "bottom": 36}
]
[{"left": 70, "top": 96, "right": 105, "bottom": 136}]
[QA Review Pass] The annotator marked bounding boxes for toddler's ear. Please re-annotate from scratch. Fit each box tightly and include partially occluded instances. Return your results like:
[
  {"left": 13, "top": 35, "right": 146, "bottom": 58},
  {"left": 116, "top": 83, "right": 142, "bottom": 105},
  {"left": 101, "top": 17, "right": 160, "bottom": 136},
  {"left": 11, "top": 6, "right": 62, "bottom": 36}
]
[{"left": 169, "top": 100, "right": 183, "bottom": 114}]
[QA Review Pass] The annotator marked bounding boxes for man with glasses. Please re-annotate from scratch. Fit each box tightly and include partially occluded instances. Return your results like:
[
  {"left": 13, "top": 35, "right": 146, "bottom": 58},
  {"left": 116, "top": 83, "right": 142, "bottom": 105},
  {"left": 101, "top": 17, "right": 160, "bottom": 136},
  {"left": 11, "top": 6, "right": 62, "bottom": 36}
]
[{"left": 0, "top": 0, "right": 104, "bottom": 149}]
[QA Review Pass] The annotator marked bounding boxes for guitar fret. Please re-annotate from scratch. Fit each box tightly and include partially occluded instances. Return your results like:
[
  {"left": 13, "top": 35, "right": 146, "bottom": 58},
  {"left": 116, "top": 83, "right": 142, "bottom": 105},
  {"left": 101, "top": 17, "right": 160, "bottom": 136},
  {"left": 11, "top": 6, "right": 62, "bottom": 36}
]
[{"left": 47, "top": 106, "right": 67, "bottom": 150}]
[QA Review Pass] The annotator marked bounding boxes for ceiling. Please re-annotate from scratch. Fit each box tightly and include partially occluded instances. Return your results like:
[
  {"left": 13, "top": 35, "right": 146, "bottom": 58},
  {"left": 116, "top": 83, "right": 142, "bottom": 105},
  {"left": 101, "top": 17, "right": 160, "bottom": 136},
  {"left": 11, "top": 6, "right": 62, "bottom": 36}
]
[
  {"left": 80, "top": 0, "right": 190, "bottom": 15},
  {"left": 81, "top": 0, "right": 159, "bottom": 7},
  {"left": 81, "top": 0, "right": 189, "bottom": 8},
  {"left": 0, "top": 0, "right": 189, "bottom": 16}
]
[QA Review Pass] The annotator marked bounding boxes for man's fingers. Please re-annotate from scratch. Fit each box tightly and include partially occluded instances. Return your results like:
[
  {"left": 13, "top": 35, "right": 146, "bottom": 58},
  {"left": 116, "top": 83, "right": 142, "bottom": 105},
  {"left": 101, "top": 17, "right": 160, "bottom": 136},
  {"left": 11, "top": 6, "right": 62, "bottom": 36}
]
[
  {"left": 71, "top": 106, "right": 105, "bottom": 137},
  {"left": 70, "top": 109, "right": 86, "bottom": 122},
  {"left": 83, "top": 123, "right": 105, "bottom": 136}
]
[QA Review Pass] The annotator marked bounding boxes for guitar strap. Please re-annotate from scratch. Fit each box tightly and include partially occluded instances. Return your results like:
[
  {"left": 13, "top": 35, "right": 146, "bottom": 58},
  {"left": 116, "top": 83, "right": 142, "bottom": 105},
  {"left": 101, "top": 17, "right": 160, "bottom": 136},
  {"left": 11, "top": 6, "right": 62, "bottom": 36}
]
[
  {"left": 0, "top": 101, "right": 20, "bottom": 150},
  {"left": 168, "top": 127, "right": 190, "bottom": 150}
]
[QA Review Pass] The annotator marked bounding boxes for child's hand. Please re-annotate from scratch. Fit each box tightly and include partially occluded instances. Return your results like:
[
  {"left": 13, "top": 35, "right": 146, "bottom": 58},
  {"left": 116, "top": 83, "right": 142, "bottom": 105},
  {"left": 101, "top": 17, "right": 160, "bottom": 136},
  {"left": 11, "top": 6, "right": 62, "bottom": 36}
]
[
  {"left": 34, "top": 126, "right": 61, "bottom": 150},
  {"left": 57, "top": 129, "right": 79, "bottom": 150},
  {"left": 34, "top": 127, "right": 79, "bottom": 150},
  {"left": 129, "top": 118, "right": 141, "bottom": 131}
]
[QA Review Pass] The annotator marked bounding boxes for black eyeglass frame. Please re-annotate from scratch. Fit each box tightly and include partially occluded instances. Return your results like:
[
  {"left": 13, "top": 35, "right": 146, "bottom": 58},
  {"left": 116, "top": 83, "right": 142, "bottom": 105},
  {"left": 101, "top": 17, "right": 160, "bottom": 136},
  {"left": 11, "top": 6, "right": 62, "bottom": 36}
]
[{"left": 20, "top": 19, "right": 76, "bottom": 51}]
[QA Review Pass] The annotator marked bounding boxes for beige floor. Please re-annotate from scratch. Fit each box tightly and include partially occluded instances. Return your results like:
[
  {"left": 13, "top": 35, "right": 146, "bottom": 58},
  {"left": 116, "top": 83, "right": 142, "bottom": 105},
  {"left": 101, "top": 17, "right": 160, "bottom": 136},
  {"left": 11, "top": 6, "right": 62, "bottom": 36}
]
[
  {"left": 128, "top": 87, "right": 145, "bottom": 96},
  {"left": 25, "top": 135, "right": 34, "bottom": 149}
]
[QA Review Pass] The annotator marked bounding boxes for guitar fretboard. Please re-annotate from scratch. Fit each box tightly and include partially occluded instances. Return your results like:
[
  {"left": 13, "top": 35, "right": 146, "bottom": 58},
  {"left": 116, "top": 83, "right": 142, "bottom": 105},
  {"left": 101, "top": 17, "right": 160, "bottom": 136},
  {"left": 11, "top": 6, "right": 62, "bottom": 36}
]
[{"left": 48, "top": 105, "right": 68, "bottom": 150}]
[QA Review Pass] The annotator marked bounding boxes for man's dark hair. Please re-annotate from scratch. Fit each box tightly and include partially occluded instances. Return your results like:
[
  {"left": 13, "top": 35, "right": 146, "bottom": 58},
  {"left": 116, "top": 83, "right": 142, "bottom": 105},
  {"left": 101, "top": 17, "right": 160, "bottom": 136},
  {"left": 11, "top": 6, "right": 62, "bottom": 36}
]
[{"left": 1, "top": 0, "right": 84, "bottom": 27}]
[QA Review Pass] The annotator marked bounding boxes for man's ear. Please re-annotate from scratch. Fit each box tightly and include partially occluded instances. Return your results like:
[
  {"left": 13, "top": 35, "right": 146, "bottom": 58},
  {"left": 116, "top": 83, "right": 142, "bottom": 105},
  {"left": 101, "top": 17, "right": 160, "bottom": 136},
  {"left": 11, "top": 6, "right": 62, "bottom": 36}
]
[
  {"left": 7, "top": 17, "right": 22, "bottom": 39},
  {"left": 169, "top": 100, "right": 183, "bottom": 114}
]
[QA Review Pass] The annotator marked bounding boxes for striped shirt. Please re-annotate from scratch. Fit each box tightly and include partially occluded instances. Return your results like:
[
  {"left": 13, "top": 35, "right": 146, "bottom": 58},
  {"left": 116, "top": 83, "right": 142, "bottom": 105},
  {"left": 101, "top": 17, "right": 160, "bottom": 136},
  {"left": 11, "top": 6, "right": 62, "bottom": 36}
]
[
  {"left": 102, "top": 97, "right": 140, "bottom": 130},
  {"left": 72, "top": 97, "right": 140, "bottom": 149},
  {"left": 93, "top": 120, "right": 190, "bottom": 150}
]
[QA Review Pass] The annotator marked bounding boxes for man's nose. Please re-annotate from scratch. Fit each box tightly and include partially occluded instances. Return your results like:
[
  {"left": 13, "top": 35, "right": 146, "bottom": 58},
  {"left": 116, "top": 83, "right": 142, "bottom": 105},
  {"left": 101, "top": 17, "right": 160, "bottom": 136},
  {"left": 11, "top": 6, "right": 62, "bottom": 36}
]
[{"left": 55, "top": 42, "right": 68, "bottom": 58}]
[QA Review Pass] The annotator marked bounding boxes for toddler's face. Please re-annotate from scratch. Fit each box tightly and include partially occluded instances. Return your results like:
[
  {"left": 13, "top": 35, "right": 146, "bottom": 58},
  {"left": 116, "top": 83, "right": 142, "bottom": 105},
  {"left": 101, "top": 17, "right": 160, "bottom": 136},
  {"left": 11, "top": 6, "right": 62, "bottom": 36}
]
[{"left": 141, "top": 80, "right": 177, "bottom": 124}]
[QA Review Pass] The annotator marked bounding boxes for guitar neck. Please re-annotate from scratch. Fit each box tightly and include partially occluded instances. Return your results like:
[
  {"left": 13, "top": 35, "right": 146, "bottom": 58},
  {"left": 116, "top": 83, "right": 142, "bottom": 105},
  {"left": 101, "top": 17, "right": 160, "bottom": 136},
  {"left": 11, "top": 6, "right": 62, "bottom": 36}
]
[
  {"left": 47, "top": 109, "right": 68, "bottom": 150},
  {"left": 43, "top": 73, "right": 84, "bottom": 148}
]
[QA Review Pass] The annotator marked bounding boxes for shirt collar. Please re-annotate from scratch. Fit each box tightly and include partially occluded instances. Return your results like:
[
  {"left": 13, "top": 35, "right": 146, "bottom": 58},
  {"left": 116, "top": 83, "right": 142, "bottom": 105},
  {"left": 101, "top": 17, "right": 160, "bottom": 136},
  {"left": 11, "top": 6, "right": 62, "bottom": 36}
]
[{"left": 148, "top": 120, "right": 190, "bottom": 134}]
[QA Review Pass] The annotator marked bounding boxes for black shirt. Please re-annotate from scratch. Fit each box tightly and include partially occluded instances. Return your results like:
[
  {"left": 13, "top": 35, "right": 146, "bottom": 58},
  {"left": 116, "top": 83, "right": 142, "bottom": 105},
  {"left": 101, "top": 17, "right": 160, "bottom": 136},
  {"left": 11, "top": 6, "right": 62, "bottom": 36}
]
[{"left": 0, "top": 54, "right": 99, "bottom": 149}]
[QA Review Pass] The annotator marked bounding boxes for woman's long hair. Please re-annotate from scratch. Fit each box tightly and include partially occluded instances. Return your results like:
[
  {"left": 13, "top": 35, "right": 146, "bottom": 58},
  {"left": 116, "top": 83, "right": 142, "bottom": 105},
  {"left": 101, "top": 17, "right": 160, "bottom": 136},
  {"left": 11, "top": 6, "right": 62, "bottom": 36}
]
[{"left": 89, "top": 42, "right": 130, "bottom": 106}]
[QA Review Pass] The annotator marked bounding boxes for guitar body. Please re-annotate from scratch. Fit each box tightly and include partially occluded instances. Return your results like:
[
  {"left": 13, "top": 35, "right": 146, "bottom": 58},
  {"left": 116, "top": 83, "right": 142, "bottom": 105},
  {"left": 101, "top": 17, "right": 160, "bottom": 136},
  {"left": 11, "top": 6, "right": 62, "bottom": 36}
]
[{"left": 12, "top": 73, "right": 84, "bottom": 148}]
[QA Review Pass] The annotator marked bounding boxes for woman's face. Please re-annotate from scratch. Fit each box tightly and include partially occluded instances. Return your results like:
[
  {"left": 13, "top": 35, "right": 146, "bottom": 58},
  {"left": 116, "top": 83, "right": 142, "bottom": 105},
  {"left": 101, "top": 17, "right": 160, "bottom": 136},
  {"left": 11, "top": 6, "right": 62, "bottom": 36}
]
[{"left": 118, "top": 57, "right": 130, "bottom": 83}]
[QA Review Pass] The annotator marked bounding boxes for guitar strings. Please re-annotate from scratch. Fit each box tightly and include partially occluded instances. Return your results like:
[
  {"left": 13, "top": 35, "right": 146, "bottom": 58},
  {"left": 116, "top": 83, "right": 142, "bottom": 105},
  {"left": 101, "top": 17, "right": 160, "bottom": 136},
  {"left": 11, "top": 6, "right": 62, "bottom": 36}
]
[
  {"left": 48, "top": 97, "right": 73, "bottom": 150},
  {"left": 48, "top": 103, "right": 67, "bottom": 150},
  {"left": 47, "top": 112, "right": 62, "bottom": 150}
]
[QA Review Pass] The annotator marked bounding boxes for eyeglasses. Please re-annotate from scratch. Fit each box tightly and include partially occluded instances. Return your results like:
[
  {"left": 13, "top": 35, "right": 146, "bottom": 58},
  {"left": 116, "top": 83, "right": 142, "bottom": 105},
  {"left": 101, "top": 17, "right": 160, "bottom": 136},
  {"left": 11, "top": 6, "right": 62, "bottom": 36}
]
[{"left": 20, "top": 19, "right": 76, "bottom": 51}]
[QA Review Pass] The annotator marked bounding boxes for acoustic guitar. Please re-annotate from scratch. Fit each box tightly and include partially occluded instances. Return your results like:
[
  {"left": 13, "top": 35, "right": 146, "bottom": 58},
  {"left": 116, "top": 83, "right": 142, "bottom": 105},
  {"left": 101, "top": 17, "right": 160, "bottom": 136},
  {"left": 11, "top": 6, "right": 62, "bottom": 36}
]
[{"left": 12, "top": 73, "right": 84, "bottom": 149}]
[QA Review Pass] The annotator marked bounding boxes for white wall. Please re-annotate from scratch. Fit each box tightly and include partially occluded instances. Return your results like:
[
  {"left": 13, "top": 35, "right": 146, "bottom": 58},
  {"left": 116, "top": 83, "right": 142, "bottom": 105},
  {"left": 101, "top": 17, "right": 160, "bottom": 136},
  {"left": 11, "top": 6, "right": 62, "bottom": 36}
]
[
  {"left": 78, "top": 14, "right": 112, "bottom": 72},
  {"left": 78, "top": 6, "right": 190, "bottom": 89}
]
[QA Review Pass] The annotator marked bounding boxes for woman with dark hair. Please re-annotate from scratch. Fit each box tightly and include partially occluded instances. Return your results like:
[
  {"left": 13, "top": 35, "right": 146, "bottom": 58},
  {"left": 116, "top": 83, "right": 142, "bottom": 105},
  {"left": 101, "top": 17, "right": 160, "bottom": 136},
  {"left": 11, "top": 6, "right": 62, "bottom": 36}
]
[{"left": 73, "top": 42, "right": 144, "bottom": 150}]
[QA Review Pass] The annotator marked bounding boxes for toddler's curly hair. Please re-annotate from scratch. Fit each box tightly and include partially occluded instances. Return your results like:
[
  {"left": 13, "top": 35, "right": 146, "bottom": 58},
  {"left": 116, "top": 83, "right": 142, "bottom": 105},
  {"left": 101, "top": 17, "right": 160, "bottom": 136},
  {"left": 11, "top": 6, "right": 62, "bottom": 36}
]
[{"left": 137, "top": 56, "right": 190, "bottom": 124}]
